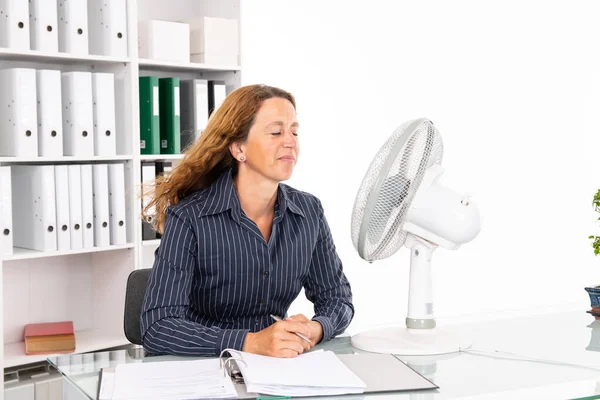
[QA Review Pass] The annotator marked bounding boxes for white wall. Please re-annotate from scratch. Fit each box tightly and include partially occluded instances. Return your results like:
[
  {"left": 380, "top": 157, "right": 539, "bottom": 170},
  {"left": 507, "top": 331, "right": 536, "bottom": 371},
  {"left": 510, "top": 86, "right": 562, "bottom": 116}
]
[{"left": 240, "top": 0, "right": 600, "bottom": 332}]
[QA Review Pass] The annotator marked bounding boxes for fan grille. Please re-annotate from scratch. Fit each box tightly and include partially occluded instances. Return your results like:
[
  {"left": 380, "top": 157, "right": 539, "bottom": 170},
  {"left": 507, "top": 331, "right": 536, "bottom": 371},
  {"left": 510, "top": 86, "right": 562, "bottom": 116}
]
[{"left": 351, "top": 119, "right": 443, "bottom": 261}]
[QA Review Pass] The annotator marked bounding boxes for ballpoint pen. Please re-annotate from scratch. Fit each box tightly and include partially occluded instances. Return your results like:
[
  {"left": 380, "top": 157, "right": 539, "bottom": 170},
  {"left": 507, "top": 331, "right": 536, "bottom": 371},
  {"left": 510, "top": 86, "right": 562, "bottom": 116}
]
[{"left": 269, "top": 314, "right": 312, "bottom": 343}]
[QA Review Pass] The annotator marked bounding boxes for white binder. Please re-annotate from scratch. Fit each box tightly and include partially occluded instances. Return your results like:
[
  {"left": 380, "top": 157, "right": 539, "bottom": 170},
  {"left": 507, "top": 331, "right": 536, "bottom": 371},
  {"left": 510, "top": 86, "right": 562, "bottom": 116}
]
[
  {"left": 37, "top": 69, "right": 64, "bottom": 157},
  {"left": 88, "top": 0, "right": 128, "bottom": 57},
  {"left": 68, "top": 164, "right": 83, "bottom": 250},
  {"left": 0, "top": 166, "right": 13, "bottom": 256},
  {"left": 0, "top": 0, "right": 30, "bottom": 50},
  {"left": 180, "top": 79, "right": 209, "bottom": 151},
  {"left": 0, "top": 68, "right": 38, "bottom": 157},
  {"left": 62, "top": 72, "right": 94, "bottom": 156},
  {"left": 11, "top": 165, "right": 57, "bottom": 252},
  {"left": 54, "top": 165, "right": 71, "bottom": 251},
  {"left": 92, "top": 73, "right": 117, "bottom": 156},
  {"left": 57, "top": 0, "right": 89, "bottom": 54},
  {"left": 92, "top": 164, "right": 110, "bottom": 247},
  {"left": 29, "top": 0, "right": 58, "bottom": 52},
  {"left": 80, "top": 164, "right": 94, "bottom": 248},
  {"left": 108, "top": 163, "right": 127, "bottom": 245}
]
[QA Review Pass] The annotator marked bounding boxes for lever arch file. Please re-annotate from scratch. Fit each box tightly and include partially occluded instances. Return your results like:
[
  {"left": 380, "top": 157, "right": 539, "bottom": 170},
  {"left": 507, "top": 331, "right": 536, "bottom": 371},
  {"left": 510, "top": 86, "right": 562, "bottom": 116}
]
[
  {"left": 98, "top": 349, "right": 437, "bottom": 399},
  {"left": 37, "top": 69, "right": 64, "bottom": 157},
  {"left": 180, "top": 79, "right": 209, "bottom": 151},
  {"left": 57, "top": 0, "right": 89, "bottom": 54},
  {"left": 68, "top": 164, "right": 83, "bottom": 250},
  {"left": 0, "top": 68, "right": 38, "bottom": 157},
  {"left": 208, "top": 80, "right": 227, "bottom": 116},
  {"left": 92, "top": 164, "right": 111, "bottom": 247},
  {"left": 80, "top": 164, "right": 94, "bottom": 248},
  {"left": 139, "top": 76, "right": 160, "bottom": 154},
  {"left": 159, "top": 77, "right": 181, "bottom": 154},
  {"left": 141, "top": 162, "right": 157, "bottom": 240},
  {"left": 88, "top": 0, "right": 128, "bottom": 57},
  {"left": 54, "top": 165, "right": 71, "bottom": 251},
  {"left": 29, "top": 0, "right": 59, "bottom": 52},
  {"left": 108, "top": 163, "right": 127, "bottom": 245},
  {"left": 12, "top": 165, "right": 57, "bottom": 252},
  {"left": 92, "top": 73, "right": 117, "bottom": 156},
  {"left": 62, "top": 71, "right": 94, "bottom": 156},
  {"left": 0, "top": 166, "right": 13, "bottom": 256},
  {"left": 0, "top": 0, "right": 30, "bottom": 50}
]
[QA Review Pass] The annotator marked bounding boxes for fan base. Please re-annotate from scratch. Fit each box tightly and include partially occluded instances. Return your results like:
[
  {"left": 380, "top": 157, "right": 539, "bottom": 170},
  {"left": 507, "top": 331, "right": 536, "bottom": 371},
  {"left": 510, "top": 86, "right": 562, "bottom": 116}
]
[{"left": 350, "top": 326, "right": 471, "bottom": 356}]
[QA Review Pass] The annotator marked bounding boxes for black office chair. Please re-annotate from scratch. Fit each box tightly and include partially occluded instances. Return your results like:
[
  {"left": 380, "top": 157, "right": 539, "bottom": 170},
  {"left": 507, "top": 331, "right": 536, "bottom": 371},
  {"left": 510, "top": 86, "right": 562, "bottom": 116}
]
[{"left": 123, "top": 268, "right": 152, "bottom": 346}]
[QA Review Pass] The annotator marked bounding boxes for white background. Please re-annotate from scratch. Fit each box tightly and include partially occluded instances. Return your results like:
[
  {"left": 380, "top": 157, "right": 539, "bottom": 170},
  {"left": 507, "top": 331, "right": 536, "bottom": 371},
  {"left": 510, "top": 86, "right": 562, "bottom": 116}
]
[{"left": 240, "top": 0, "right": 600, "bottom": 332}]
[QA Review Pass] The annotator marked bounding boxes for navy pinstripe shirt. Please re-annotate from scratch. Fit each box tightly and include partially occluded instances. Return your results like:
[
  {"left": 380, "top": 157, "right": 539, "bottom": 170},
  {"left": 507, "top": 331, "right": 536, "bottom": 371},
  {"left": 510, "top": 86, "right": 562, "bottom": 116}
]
[{"left": 140, "top": 169, "right": 354, "bottom": 356}]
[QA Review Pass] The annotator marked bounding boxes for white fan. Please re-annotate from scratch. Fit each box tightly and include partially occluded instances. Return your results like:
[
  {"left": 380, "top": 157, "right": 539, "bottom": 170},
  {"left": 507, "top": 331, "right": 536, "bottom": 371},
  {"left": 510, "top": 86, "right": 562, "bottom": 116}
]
[{"left": 350, "top": 118, "right": 481, "bottom": 355}]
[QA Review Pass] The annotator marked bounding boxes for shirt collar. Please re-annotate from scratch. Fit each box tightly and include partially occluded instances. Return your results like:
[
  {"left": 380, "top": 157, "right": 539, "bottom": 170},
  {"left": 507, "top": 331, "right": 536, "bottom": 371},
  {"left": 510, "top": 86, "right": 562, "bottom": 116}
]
[
  {"left": 278, "top": 183, "right": 306, "bottom": 218},
  {"left": 195, "top": 169, "right": 305, "bottom": 220}
]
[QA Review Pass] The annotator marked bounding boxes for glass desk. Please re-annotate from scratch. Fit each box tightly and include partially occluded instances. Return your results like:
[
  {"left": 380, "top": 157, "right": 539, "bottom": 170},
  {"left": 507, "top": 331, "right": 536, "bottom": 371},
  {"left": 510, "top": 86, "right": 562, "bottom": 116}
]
[{"left": 49, "top": 309, "right": 600, "bottom": 399}]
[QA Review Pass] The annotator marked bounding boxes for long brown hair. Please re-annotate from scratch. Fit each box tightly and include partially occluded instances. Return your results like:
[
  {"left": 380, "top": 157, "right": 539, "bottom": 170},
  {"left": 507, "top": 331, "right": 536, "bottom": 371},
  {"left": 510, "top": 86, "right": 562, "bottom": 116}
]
[{"left": 143, "top": 84, "right": 296, "bottom": 233}]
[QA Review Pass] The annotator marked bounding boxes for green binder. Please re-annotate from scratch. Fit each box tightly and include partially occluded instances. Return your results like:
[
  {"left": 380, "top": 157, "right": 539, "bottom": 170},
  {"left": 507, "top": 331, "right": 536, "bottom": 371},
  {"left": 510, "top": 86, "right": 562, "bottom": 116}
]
[
  {"left": 139, "top": 76, "right": 160, "bottom": 154},
  {"left": 159, "top": 77, "right": 181, "bottom": 154}
]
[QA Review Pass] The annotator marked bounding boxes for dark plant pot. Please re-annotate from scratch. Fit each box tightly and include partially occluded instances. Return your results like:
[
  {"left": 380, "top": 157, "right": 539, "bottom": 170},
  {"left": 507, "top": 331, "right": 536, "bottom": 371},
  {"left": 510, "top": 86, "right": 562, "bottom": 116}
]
[
  {"left": 586, "top": 287, "right": 600, "bottom": 306},
  {"left": 585, "top": 287, "right": 600, "bottom": 320}
]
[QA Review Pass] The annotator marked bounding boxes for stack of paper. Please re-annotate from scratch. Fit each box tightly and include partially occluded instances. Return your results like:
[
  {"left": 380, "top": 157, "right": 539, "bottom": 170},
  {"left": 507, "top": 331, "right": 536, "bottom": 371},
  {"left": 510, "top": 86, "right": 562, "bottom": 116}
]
[
  {"left": 106, "top": 359, "right": 237, "bottom": 400},
  {"left": 236, "top": 350, "right": 367, "bottom": 397}
]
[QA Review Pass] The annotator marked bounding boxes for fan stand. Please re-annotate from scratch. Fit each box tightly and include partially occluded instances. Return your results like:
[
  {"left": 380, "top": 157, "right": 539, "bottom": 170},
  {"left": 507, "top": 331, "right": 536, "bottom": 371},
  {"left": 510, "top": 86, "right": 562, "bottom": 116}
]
[{"left": 351, "top": 234, "right": 471, "bottom": 355}]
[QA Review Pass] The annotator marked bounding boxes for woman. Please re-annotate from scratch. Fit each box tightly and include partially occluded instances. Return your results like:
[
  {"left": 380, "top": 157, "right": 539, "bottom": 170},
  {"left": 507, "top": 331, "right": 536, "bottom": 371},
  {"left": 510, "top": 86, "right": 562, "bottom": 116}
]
[{"left": 141, "top": 84, "right": 354, "bottom": 358}]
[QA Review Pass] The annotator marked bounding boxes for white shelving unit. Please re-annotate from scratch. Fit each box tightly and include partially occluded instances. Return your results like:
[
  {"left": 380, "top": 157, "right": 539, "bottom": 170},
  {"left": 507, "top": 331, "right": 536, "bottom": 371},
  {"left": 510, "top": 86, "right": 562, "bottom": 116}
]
[
  {"left": 139, "top": 58, "right": 241, "bottom": 73},
  {"left": 0, "top": 47, "right": 129, "bottom": 65},
  {"left": 139, "top": 154, "right": 184, "bottom": 161},
  {"left": 141, "top": 239, "right": 161, "bottom": 247},
  {"left": 0, "top": 155, "right": 133, "bottom": 163},
  {"left": 137, "top": 0, "right": 242, "bottom": 270},
  {"left": 0, "top": 0, "right": 242, "bottom": 391}
]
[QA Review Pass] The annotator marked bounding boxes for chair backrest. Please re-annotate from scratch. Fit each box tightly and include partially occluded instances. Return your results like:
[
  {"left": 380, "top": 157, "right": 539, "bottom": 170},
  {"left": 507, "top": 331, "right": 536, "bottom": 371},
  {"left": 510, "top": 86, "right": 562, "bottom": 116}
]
[{"left": 123, "top": 268, "right": 152, "bottom": 345}]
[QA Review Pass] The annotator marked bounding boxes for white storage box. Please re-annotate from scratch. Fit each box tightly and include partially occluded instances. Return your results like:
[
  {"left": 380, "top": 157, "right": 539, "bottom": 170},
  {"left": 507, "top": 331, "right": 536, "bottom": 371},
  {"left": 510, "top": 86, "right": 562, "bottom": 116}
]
[
  {"left": 138, "top": 20, "right": 190, "bottom": 62},
  {"left": 188, "top": 17, "right": 239, "bottom": 65}
]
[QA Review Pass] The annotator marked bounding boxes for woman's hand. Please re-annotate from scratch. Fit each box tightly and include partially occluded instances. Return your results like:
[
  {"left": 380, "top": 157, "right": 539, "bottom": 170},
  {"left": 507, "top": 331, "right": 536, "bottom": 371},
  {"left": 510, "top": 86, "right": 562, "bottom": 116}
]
[
  {"left": 286, "top": 314, "right": 324, "bottom": 345},
  {"left": 242, "top": 319, "right": 312, "bottom": 357}
]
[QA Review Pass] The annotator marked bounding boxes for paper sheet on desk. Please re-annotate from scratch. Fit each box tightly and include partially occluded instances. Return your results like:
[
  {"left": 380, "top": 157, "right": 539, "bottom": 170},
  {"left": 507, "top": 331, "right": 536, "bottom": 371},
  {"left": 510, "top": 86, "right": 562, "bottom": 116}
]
[
  {"left": 98, "top": 371, "right": 115, "bottom": 400},
  {"left": 236, "top": 350, "right": 367, "bottom": 397},
  {"left": 102, "top": 358, "right": 237, "bottom": 400}
]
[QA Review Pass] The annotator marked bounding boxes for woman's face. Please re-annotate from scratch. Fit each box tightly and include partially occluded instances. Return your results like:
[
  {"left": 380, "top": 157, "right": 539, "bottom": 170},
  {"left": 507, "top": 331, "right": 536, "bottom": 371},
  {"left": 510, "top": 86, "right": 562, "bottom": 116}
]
[{"left": 239, "top": 97, "right": 299, "bottom": 183}]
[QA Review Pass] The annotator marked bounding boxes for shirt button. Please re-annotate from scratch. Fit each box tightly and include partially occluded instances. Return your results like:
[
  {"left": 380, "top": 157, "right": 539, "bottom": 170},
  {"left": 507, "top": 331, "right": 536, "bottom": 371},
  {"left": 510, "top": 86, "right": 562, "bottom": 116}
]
[
  {"left": 263, "top": 271, "right": 269, "bottom": 277},
  {"left": 259, "top": 299, "right": 265, "bottom": 305}
]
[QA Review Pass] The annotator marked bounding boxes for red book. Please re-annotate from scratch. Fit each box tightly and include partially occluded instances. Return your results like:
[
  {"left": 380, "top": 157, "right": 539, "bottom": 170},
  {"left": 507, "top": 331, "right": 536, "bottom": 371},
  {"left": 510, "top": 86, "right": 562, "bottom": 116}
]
[
  {"left": 23, "top": 321, "right": 75, "bottom": 355},
  {"left": 24, "top": 321, "right": 74, "bottom": 337}
]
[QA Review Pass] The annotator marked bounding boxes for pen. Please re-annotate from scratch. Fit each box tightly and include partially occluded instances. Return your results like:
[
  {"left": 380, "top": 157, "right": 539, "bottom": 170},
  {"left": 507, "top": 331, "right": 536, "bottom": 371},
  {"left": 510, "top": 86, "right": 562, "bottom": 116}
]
[{"left": 269, "top": 314, "right": 312, "bottom": 343}]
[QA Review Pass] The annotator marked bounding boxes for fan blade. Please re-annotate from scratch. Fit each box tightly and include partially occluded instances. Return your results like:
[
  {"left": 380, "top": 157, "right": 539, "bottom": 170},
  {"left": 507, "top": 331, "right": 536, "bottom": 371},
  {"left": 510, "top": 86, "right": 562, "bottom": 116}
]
[{"left": 369, "top": 173, "right": 411, "bottom": 244}]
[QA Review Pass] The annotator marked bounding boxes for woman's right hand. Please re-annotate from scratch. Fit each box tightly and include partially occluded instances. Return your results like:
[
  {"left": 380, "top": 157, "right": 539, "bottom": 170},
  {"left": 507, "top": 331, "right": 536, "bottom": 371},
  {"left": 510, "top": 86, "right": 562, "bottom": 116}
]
[{"left": 242, "top": 320, "right": 313, "bottom": 357}]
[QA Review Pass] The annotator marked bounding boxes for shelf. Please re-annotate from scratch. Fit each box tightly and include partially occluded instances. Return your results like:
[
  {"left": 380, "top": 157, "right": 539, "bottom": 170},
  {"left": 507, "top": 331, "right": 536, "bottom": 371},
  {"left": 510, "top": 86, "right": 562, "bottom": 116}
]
[
  {"left": 140, "top": 154, "right": 184, "bottom": 161},
  {"left": 138, "top": 58, "right": 241, "bottom": 73},
  {"left": 0, "top": 47, "right": 130, "bottom": 65},
  {"left": 0, "top": 155, "right": 133, "bottom": 164},
  {"left": 4, "top": 330, "right": 129, "bottom": 368},
  {"left": 142, "top": 239, "right": 161, "bottom": 247},
  {"left": 4, "top": 243, "right": 135, "bottom": 262}
]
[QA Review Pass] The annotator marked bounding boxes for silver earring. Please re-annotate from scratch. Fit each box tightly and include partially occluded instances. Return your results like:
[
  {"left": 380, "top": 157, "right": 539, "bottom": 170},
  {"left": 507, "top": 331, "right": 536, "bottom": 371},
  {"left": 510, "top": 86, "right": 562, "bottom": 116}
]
[{"left": 240, "top": 156, "right": 245, "bottom": 161}]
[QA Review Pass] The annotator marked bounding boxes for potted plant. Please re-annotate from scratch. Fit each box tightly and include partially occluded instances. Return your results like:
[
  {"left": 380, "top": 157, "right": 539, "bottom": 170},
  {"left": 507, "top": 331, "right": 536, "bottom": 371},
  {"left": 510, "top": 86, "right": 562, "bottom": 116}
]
[{"left": 587, "top": 189, "right": 600, "bottom": 318}]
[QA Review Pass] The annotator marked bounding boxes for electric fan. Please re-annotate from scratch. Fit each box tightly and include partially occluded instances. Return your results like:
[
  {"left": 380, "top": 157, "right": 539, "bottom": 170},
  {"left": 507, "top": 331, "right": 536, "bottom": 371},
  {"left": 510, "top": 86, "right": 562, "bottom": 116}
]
[{"left": 350, "top": 118, "right": 481, "bottom": 355}]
